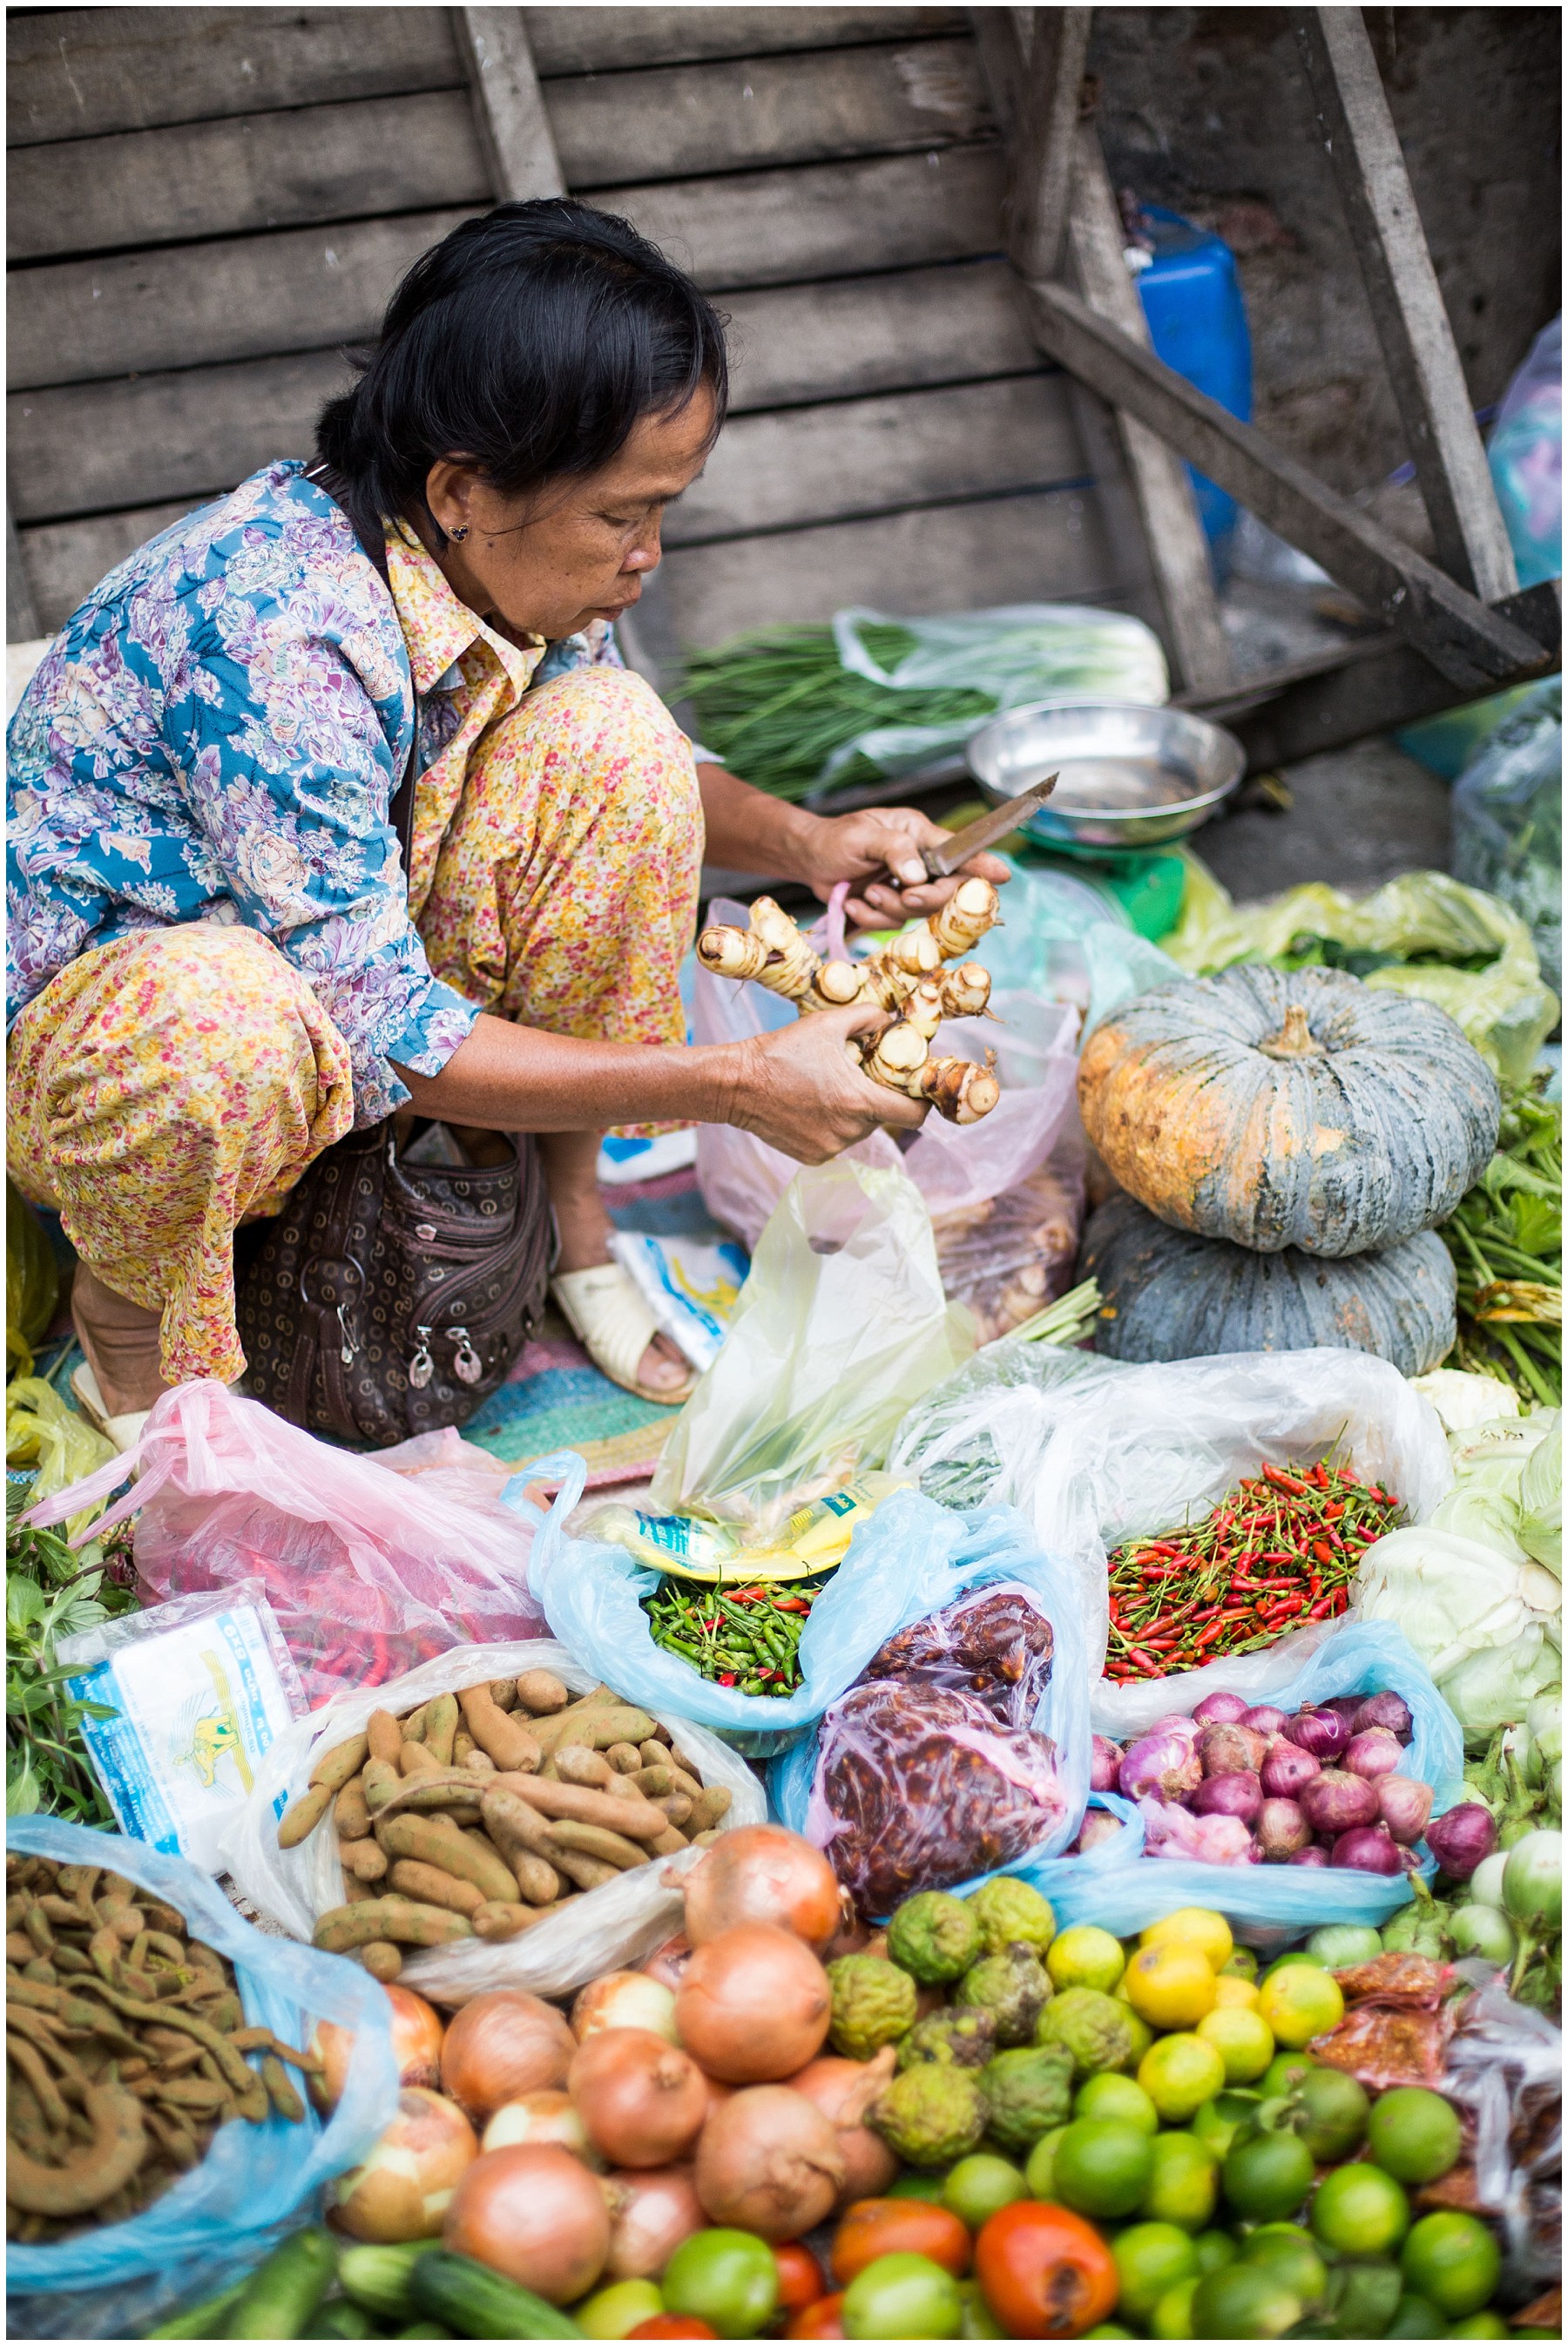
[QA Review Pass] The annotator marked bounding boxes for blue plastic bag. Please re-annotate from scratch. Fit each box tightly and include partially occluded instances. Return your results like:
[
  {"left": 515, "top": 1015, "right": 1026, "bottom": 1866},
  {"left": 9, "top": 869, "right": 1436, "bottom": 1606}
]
[
  {"left": 528, "top": 1452, "right": 1089, "bottom": 1815},
  {"left": 6, "top": 1816, "right": 399, "bottom": 2340},
  {"left": 1043, "top": 1622, "right": 1464, "bottom": 1949}
]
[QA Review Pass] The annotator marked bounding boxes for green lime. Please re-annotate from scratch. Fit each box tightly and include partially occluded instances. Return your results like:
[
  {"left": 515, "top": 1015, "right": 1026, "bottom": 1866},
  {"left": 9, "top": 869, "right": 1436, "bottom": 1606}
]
[
  {"left": 1112, "top": 2222, "right": 1200, "bottom": 2322},
  {"left": 943, "top": 2153, "right": 1027, "bottom": 2231},
  {"left": 1220, "top": 2130, "right": 1315, "bottom": 2223},
  {"left": 1150, "top": 2276, "right": 1200, "bottom": 2339},
  {"left": 1051, "top": 2120, "right": 1158, "bottom": 2219},
  {"left": 1139, "top": 2034, "right": 1227, "bottom": 2125},
  {"left": 1191, "top": 2262, "right": 1304, "bottom": 2339},
  {"left": 1325, "top": 2257, "right": 1403, "bottom": 2336},
  {"left": 1193, "top": 2230, "right": 1239, "bottom": 2276},
  {"left": 1260, "top": 2052, "right": 1316, "bottom": 2099},
  {"left": 1258, "top": 1965, "right": 1343, "bottom": 2050},
  {"left": 1386, "top": 2293, "right": 1450, "bottom": 2338},
  {"left": 1024, "top": 2126, "right": 1065, "bottom": 2201},
  {"left": 1139, "top": 2131, "right": 1218, "bottom": 2231},
  {"left": 1311, "top": 2163, "right": 1410, "bottom": 2258},
  {"left": 1075, "top": 2072, "right": 1159, "bottom": 2135},
  {"left": 1085, "top": 2330, "right": 1137, "bottom": 2341},
  {"left": 1294, "top": 2066, "right": 1370, "bottom": 2163},
  {"left": 887, "top": 2171, "right": 950, "bottom": 2201},
  {"left": 576, "top": 2279, "right": 665, "bottom": 2338},
  {"left": 1367, "top": 2087, "right": 1464, "bottom": 2185},
  {"left": 1191, "top": 2092, "right": 1260, "bottom": 2164},
  {"left": 1048, "top": 1923, "right": 1126, "bottom": 1994},
  {"left": 1197, "top": 2006, "right": 1276, "bottom": 2086},
  {"left": 1260, "top": 1950, "right": 1325, "bottom": 1978},
  {"left": 1240, "top": 2223, "right": 1328, "bottom": 2307},
  {"left": 841, "top": 2252, "right": 962, "bottom": 2341},
  {"left": 956, "top": 2279, "right": 1006, "bottom": 2339},
  {"left": 1400, "top": 2212, "right": 1502, "bottom": 2320},
  {"left": 1448, "top": 2319, "right": 1508, "bottom": 2339},
  {"left": 1220, "top": 1948, "right": 1259, "bottom": 1983}
]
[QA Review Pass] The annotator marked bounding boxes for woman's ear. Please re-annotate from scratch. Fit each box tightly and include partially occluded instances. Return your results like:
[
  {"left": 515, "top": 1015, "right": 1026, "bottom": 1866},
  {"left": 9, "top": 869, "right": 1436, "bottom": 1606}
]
[{"left": 423, "top": 457, "right": 483, "bottom": 544}]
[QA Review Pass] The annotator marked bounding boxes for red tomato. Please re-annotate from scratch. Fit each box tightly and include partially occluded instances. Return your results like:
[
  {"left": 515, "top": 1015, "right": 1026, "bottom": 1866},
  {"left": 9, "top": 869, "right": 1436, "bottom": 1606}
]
[
  {"left": 830, "top": 2197, "right": 971, "bottom": 2285},
  {"left": 785, "top": 2291, "right": 846, "bottom": 2340},
  {"left": 627, "top": 2321, "right": 719, "bottom": 2341},
  {"left": 974, "top": 2202, "right": 1119, "bottom": 2339},
  {"left": 774, "top": 2242, "right": 828, "bottom": 2313}
]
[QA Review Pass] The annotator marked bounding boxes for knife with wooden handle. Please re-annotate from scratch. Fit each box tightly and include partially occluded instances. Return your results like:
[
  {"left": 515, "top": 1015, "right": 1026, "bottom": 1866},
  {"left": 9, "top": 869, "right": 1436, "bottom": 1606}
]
[{"left": 871, "top": 772, "right": 1058, "bottom": 889}]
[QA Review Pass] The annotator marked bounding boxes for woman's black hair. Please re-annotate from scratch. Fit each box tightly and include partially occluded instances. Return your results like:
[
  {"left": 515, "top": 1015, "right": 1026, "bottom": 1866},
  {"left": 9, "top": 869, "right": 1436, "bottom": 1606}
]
[{"left": 314, "top": 198, "right": 728, "bottom": 546}]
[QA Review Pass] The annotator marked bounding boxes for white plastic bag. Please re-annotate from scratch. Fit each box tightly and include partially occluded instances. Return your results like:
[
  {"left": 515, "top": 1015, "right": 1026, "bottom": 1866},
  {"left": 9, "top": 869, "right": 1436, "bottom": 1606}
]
[
  {"left": 651, "top": 1159, "right": 970, "bottom": 1538},
  {"left": 895, "top": 1347, "right": 1453, "bottom": 1731},
  {"left": 692, "top": 896, "right": 1082, "bottom": 1252},
  {"left": 220, "top": 1635, "right": 765, "bottom": 2008}
]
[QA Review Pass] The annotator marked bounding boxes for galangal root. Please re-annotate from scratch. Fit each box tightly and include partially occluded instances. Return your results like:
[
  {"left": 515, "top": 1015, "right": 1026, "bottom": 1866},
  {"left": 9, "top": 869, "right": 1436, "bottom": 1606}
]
[{"left": 697, "top": 877, "right": 1004, "bottom": 1123}]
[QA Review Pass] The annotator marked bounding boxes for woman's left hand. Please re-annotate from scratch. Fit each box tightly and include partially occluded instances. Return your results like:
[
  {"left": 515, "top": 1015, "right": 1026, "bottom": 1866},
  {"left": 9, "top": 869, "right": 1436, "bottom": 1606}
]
[{"left": 802, "top": 805, "right": 1010, "bottom": 930}]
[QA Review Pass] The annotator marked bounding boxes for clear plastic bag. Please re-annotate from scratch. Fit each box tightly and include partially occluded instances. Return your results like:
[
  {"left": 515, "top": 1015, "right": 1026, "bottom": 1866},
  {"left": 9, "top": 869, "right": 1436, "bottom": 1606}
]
[
  {"left": 1487, "top": 314, "right": 1562, "bottom": 592},
  {"left": 1442, "top": 1978, "right": 1563, "bottom": 2296},
  {"left": 28, "top": 1382, "right": 546, "bottom": 1706},
  {"left": 932, "top": 1153, "right": 1085, "bottom": 1346},
  {"left": 5, "top": 1815, "right": 397, "bottom": 2342},
  {"left": 960, "top": 859, "right": 1186, "bottom": 1037},
  {"left": 891, "top": 1342, "right": 1123, "bottom": 1514},
  {"left": 220, "top": 1619, "right": 765, "bottom": 2008},
  {"left": 650, "top": 1159, "right": 969, "bottom": 1539},
  {"left": 1044, "top": 1621, "right": 1464, "bottom": 1946},
  {"left": 854, "top": 1582, "right": 1058, "bottom": 1730},
  {"left": 1452, "top": 679, "right": 1561, "bottom": 998}
]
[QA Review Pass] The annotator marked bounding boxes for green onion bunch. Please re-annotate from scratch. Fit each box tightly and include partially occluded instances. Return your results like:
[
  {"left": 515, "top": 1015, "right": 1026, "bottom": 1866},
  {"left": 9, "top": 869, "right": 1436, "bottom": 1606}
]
[{"left": 1441, "top": 1081, "right": 1562, "bottom": 1406}]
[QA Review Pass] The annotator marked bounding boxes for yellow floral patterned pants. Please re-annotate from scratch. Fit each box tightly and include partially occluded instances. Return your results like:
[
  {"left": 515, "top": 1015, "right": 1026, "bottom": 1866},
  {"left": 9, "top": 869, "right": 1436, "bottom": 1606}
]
[{"left": 7, "top": 668, "right": 702, "bottom": 1384}]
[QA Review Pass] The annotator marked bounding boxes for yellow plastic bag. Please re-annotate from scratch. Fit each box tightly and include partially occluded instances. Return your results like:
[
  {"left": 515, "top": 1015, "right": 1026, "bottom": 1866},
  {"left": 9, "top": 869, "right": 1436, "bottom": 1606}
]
[
  {"left": 6, "top": 1180, "right": 59, "bottom": 1379},
  {"left": 1167, "top": 863, "right": 1559, "bottom": 1087},
  {"left": 6, "top": 1376, "right": 117, "bottom": 1538}
]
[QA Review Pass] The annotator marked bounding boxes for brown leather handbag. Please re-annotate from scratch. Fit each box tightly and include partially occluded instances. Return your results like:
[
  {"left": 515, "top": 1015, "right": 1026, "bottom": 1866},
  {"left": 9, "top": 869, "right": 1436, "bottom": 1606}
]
[{"left": 233, "top": 463, "right": 552, "bottom": 1444}]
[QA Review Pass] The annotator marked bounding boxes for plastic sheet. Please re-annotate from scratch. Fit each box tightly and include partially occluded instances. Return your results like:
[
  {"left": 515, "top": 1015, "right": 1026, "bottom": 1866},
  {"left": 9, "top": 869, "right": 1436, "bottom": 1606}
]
[
  {"left": 28, "top": 1381, "right": 546, "bottom": 1706},
  {"left": 1452, "top": 678, "right": 1561, "bottom": 998},
  {"left": 650, "top": 1159, "right": 969, "bottom": 1539},
  {"left": 5, "top": 1815, "right": 397, "bottom": 2342},
  {"left": 1044, "top": 1622, "right": 1464, "bottom": 1948},
  {"left": 220, "top": 1622, "right": 764, "bottom": 2008}
]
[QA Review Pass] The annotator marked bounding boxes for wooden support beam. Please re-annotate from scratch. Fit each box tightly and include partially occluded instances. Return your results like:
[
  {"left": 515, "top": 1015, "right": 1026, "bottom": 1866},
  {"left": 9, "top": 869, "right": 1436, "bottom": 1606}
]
[
  {"left": 1021, "top": 277, "right": 1551, "bottom": 693},
  {"left": 1291, "top": 7, "right": 1517, "bottom": 605},
  {"left": 1007, "top": 6, "right": 1092, "bottom": 282},
  {"left": 455, "top": 6, "right": 564, "bottom": 202}
]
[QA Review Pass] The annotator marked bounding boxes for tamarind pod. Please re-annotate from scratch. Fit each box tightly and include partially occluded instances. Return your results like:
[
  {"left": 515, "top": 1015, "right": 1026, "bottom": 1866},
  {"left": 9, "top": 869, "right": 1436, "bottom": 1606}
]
[
  {"left": 490, "top": 1773, "right": 670, "bottom": 1841},
  {"left": 509, "top": 1853, "right": 563, "bottom": 1906},
  {"left": 603, "top": 1741, "right": 644, "bottom": 1775},
  {"left": 531, "top": 1702, "right": 657, "bottom": 1760},
  {"left": 470, "top": 1901, "right": 542, "bottom": 1941},
  {"left": 638, "top": 1740, "right": 666, "bottom": 1769},
  {"left": 71, "top": 1986, "right": 258, "bottom": 2094},
  {"left": 480, "top": 1783, "right": 557, "bottom": 1864},
  {"left": 399, "top": 1740, "right": 442, "bottom": 1777},
  {"left": 516, "top": 1669, "right": 570, "bottom": 1715},
  {"left": 369, "top": 1767, "right": 483, "bottom": 1820},
  {"left": 312, "top": 1899, "right": 471, "bottom": 1952},
  {"left": 362, "top": 1756, "right": 402, "bottom": 1814},
  {"left": 463, "top": 1748, "right": 496, "bottom": 1775},
  {"left": 685, "top": 1786, "right": 733, "bottom": 1834},
  {"left": 234, "top": 2078, "right": 272, "bottom": 2126},
  {"left": 365, "top": 1709, "right": 403, "bottom": 1766},
  {"left": 668, "top": 1761, "right": 705, "bottom": 1797},
  {"left": 339, "top": 1838, "right": 389, "bottom": 1885},
  {"left": 358, "top": 1942, "right": 403, "bottom": 1982},
  {"left": 652, "top": 1828, "right": 692, "bottom": 1858},
  {"left": 277, "top": 1783, "right": 334, "bottom": 1849},
  {"left": 487, "top": 1679, "right": 520, "bottom": 1713},
  {"left": 422, "top": 1692, "right": 459, "bottom": 1768},
  {"left": 652, "top": 1793, "right": 694, "bottom": 1828},
  {"left": 102, "top": 1903, "right": 145, "bottom": 1941},
  {"left": 227, "top": 2028, "right": 322, "bottom": 2075},
  {"left": 456, "top": 1684, "right": 542, "bottom": 1774},
  {"left": 20, "top": 1961, "right": 57, "bottom": 1988},
  {"left": 387, "top": 1859, "right": 484, "bottom": 1917},
  {"left": 6, "top": 2082, "right": 147, "bottom": 2216},
  {"left": 141, "top": 2102, "right": 200, "bottom": 2173},
  {"left": 452, "top": 1727, "right": 476, "bottom": 1766},
  {"left": 554, "top": 1746, "right": 614, "bottom": 1790},
  {"left": 549, "top": 1849, "right": 620, "bottom": 1891},
  {"left": 628, "top": 1765, "right": 678, "bottom": 1798},
  {"left": 37, "top": 1894, "right": 88, "bottom": 1928},
  {"left": 308, "top": 1733, "right": 369, "bottom": 1794},
  {"left": 23, "top": 1903, "right": 55, "bottom": 1956},
  {"left": 7, "top": 1930, "right": 37, "bottom": 1965},
  {"left": 152, "top": 2075, "right": 229, "bottom": 2113},
  {"left": 544, "top": 1820, "right": 649, "bottom": 1872},
  {"left": 335, "top": 1775, "right": 373, "bottom": 1841},
  {"left": 343, "top": 1873, "right": 375, "bottom": 1903},
  {"left": 915, "top": 1054, "right": 1000, "bottom": 1124},
  {"left": 376, "top": 1813, "right": 519, "bottom": 1905},
  {"left": 144, "top": 1930, "right": 186, "bottom": 1967},
  {"left": 401, "top": 1703, "right": 429, "bottom": 1743},
  {"left": 8, "top": 2032, "right": 72, "bottom": 2130}
]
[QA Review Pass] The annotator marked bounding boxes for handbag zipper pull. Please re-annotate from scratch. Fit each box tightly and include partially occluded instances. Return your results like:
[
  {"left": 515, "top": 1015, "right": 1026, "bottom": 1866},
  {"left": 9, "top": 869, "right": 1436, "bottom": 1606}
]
[
  {"left": 449, "top": 1325, "right": 483, "bottom": 1385},
  {"left": 409, "top": 1327, "right": 435, "bottom": 1389}
]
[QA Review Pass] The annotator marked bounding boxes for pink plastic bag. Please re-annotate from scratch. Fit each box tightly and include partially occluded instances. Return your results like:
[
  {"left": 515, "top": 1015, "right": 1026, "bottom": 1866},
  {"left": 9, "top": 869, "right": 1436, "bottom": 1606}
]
[
  {"left": 693, "top": 897, "right": 1082, "bottom": 1249},
  {"left": 28, "top": 1382, "right": 545, "bottom": 1706}
]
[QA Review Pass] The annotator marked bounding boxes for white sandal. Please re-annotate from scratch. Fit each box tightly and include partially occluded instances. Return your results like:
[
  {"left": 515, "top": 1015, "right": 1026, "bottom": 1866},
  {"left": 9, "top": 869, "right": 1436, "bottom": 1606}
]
[{"left": 551, "top": 1261, "right": 696, "bottom": 1406}]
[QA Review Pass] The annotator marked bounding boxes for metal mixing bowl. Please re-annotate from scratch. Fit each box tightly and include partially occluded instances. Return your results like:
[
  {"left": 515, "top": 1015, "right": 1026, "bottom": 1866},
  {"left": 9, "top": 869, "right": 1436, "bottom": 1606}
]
[{"left": 967, "top": 698, "right": 1247, "bottom": 848}]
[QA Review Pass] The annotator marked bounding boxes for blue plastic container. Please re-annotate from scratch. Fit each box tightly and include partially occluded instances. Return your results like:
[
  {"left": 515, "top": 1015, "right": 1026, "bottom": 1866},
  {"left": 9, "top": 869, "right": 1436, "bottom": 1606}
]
[{"left": 1137, "top": 207, "right": 1254, "bottom": 551}]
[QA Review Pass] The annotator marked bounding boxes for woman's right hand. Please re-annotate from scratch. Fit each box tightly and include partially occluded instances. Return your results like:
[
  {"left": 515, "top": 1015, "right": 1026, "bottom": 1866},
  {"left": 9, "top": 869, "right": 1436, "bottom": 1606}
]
[{"left": 724, "top": 1003, "right": 928, "bottom": 1162}]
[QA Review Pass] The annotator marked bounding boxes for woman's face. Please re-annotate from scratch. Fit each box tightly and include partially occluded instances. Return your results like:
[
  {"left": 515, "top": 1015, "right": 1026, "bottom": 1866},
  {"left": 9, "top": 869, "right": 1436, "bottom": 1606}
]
[{"left": 421, "top": 383, "right": 717, "bottom": 644}]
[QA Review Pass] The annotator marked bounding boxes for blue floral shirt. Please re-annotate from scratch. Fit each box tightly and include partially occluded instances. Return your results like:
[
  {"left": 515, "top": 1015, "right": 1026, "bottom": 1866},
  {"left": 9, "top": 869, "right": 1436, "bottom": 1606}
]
[{"left": 6, "top": 460, "right": 626, "bottom": 1124}]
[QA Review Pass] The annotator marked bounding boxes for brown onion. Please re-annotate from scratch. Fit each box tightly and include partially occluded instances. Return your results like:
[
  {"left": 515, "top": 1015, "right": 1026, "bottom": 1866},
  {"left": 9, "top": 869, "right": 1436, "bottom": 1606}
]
[
  {"left": 569, "top": 2027, "right": 709, "bottom": 2168},
  {"left": 694, "top": 2086, "right": 846, "bottom": 2241},
  {"left": 786, "top": 2048, "right": 899, "bottom": 2209},
  {"left": 335, "top": 2087, "right": 476, "bottom": 2242},
  {"left": 571, "top": 1971, "right": 679, "bottom": 2045},
  {"left": 443, "top": 2141, "right": 610, "bottom": 2302},
  {"left": 311, "top": 1983, "right": 445, "bottom": 2114},
  {"left": 603, "top": 2163, "right": 706, "bottom": 2281},
  {"left": 675, "top": 1923, "right": 831, "bottom": 2084},
  {"left": 640, "top": 1932, "right": 695, "bottom": 1992},
  {"left": 482, "top": 2088, "right": 602, "bottom": 2167},
  {"left": 684, "top": 1825, "right": 845, "bottom": 1952},
  {"left": 441, "top": 1990, "right": 576, "bottom": 2123}
]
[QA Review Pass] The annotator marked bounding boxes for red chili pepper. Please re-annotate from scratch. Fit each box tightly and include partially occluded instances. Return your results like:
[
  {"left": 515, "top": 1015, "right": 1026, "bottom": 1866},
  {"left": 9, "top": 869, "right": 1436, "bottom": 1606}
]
[
  {"left": 772, "top": 1597, "right": 811, "bottom": 1613},
  {"left": 717, "top": 1672, "right": 737, "bottom": 1687},
  {"left": 1311, "top": 1541, "right": 1336, "bottom": 1566},
  {"left": 1262, "top": 1465, "right": 1310, "bottom": 1494}
]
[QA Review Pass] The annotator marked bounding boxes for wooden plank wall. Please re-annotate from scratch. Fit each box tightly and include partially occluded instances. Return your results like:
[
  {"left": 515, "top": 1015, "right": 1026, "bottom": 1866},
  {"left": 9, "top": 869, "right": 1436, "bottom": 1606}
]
[{"left": 8, "top": 6, "right": 1144, "bottom": 654}]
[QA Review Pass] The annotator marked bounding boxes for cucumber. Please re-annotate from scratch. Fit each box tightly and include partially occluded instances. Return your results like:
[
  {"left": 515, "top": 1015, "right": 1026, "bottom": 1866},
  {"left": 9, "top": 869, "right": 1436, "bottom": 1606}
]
[
  {"left": 226, "top": 2227, "right": 340, "bottom": 2338},
  {"left": 304, "top": 2302, "right": 378, "bottom": 2340},
  {"left": 397, "top": 2327, "right": 454, "bottom": 2340},
  {"left": 409, "top": 2249, "right": 583, "bottom": 2338},
  {"left": 340, "top": 2242, "right": 426, "bottom": 2322},
  {"left": 150, "top": 2282, "right": 248, "bottom": 2337}
]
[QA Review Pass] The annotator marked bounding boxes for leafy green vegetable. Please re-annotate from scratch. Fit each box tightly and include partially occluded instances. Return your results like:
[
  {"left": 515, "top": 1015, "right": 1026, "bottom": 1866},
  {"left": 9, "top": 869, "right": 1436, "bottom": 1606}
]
[
  {"left": 1441, "top": 1083, "right": 1561, "bottom": 1407},
  {"left": 5, "top": 1486, "right": 134, "bottom": 1825}
]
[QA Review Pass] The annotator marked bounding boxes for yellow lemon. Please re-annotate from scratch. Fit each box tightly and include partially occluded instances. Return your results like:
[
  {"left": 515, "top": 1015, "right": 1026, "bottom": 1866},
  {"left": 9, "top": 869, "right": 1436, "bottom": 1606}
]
[
  {"left": 1139, "top": 1908, "right": 1234, "bottom": 1973},
  {"left": 1212, "top": 1976, "right": 1261, "bottom": 2011},
  {"left": 1047, "top": 1924, "right": 1126, "bottom": 1995},
  {"left": 1138, "top": 2032, "right": 1227, "bottom": 2124},
  {"left": 1259, "top": 1964, "right": 1344, "bottom": 2050},
  {"left": 1125, "top": 1942, "right": 1220, "bottom": 2032},
  {"left": 1196, "top": 2005, "right": 1275, "bottom": 2085}
]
